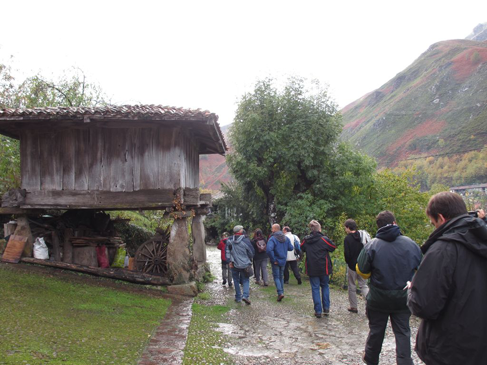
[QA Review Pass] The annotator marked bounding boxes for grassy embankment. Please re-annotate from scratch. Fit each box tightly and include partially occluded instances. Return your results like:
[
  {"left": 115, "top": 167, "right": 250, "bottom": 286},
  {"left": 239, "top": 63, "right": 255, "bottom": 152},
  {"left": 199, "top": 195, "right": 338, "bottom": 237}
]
[{"left": 0, "top": 264, "right": 170, "bottom": 364}]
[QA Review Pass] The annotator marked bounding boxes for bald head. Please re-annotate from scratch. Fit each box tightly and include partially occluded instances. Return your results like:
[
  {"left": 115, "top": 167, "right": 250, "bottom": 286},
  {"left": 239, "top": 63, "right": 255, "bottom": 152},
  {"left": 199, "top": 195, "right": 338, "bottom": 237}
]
[{"left": 271, "top": 224, "right": 280, "bottom": 233}]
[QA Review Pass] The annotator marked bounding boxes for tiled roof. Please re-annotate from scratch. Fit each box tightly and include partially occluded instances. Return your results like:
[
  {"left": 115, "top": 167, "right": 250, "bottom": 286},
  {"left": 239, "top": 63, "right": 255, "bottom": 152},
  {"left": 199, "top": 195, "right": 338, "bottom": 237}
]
[
  {"left": 0, "top": 104, "right": 227, "bottom": 153},
  {"left": 0, "top": 104, "right": 218, "bottom": 121}
]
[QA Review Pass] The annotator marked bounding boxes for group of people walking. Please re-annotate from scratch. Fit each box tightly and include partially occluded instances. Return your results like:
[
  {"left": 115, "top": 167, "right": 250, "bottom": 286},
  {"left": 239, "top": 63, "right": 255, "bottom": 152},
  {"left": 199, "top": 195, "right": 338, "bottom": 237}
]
[
  {"left": 217, "top": 220, "right": 336, "bottom": 312},
  {"left": 217, "top": 191, "right": 487, "bottom": 365}
]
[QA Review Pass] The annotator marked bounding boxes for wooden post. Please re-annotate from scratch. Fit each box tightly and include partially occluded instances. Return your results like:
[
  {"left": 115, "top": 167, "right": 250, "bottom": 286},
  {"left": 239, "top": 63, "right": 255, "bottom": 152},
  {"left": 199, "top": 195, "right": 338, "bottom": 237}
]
[
  {"left": 52, "top": 231, "right": 61, "bottom": 261},
  {"left": 13, "top": 216, "right": 34, "bottom": 257},
  {"left": 63, "top": 228, "right": 73, "bottom": 263}
]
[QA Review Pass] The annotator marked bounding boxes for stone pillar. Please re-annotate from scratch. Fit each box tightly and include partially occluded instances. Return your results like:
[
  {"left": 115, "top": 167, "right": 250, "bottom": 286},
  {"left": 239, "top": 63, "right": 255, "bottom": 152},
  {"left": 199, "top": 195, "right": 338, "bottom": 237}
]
[
  {"left": 192, "top": 214, "right": 207, "bottom": 265},
  {"left": 167, "top": 218, "right": 192, "bottom": 284}
]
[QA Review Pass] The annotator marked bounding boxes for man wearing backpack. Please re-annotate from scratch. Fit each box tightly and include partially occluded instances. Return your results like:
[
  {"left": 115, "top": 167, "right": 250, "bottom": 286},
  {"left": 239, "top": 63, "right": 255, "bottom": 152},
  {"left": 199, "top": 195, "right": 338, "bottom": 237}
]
[
  {"left": 266, "top": 223, "right": 294, "bottom": 302},
  {"left": 283, "top": 226, "right": 302, "bottom": 285},
  {"left": 226, "top": 225, "right": 254, "bottom": 305},
  {"left": 343, "top": 219, "right": 369, "bottom": 313},
  {"left": 251, "top": 228, "right": 269, "bottom": 286}
]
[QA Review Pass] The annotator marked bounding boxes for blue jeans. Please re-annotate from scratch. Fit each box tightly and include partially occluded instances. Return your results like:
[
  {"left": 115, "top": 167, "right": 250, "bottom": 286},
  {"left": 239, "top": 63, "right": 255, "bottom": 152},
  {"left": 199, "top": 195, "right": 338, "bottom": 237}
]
[
  {"left": 309, "top": 275, "right": 330, "bottom": 313},
  {"left": 271, "top": 264, "right": 285, "bottom": 295},
  {"left": 231, "top": 268, "right": 250, "bottom": 301}
]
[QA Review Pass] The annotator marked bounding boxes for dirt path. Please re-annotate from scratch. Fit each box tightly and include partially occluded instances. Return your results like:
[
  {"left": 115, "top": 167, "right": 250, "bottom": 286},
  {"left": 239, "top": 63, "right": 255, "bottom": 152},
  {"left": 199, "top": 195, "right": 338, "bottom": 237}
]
[{"left": 204, "top": 246, "right": 425, "bottom": 365}]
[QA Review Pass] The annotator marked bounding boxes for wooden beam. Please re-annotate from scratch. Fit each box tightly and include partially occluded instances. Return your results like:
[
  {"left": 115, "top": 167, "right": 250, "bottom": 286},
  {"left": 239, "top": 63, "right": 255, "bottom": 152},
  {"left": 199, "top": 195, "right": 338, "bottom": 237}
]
[
  {"left": 20, "top": 257, "right": 171, "bottom": 285},
  {"left": 18, "top": 188, "right": 200, "bottom": 210},
  {"left": 0, "top": 207, "right": 44, "bottom": 215}
]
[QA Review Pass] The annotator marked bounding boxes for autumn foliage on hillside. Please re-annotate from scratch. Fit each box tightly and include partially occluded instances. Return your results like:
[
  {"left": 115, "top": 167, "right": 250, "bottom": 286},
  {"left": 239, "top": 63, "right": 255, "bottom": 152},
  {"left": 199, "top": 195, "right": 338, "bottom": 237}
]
[
  {"left": 341, "top": 39, "right": 487, "bottom": 179},
  {"left": 393, "top": 146, "right": 487, "bottom": 191}
]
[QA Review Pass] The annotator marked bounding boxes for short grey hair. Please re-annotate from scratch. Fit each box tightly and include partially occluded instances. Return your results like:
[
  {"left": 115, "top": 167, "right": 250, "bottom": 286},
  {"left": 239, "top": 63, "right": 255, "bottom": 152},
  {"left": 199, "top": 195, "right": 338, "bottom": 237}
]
[{"left": 309, "top": 220, "right": 321, "bottom": 232}]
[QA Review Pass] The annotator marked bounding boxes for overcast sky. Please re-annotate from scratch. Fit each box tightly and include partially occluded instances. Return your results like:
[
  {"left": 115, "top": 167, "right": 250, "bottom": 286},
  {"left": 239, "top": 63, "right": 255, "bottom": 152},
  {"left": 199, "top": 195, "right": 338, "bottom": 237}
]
[{"left": 1, "top": 0, "right": 486, "bottom": 125}]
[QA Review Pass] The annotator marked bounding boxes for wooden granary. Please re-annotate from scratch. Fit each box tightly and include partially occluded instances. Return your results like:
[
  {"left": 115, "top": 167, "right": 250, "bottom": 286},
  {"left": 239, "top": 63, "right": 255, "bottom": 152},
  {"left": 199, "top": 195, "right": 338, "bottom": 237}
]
[{"left": 0, "top": 105, "right": 227, "bottom": 286}]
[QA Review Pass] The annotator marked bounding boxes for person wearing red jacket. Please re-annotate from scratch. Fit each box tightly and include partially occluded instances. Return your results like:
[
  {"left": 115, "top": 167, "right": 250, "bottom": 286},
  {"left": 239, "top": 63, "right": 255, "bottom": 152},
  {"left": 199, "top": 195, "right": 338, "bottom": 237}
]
[{"left": 217, "top": 232, "right": 233, "bottom": 287}]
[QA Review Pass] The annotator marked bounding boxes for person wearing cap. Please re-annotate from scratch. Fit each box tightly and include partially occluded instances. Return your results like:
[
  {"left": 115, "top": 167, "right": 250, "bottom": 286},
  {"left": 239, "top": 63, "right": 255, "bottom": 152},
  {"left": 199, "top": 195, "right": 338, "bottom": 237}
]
[
  {"left": 266, "top": 223, "right": 294, "bottom": 302},
  {"left": 225, "top": 225, "right": 254, "bottom": 305}
]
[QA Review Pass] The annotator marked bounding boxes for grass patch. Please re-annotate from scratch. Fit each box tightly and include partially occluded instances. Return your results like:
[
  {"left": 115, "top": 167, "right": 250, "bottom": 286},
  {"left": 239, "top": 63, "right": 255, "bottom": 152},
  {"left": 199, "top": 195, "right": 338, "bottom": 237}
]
[
  {"left": 0, "top": 265, "right": 170, "bottom": 364},
  {"left": 183, "top": 303, "right": 231, "bottom": 364},
  {"left": 197, "top": 292, "right": 211, "bottom": 300}
]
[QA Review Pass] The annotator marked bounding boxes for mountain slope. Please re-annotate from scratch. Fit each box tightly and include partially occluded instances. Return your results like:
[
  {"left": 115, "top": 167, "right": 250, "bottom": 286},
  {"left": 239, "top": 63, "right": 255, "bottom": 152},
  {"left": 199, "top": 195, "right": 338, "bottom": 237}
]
[
  {"left": 341, "top": 39, "right": 487, "bottom": 167},
  {"left": 199, "top": 125, "right": 232, "bottom": 191}
]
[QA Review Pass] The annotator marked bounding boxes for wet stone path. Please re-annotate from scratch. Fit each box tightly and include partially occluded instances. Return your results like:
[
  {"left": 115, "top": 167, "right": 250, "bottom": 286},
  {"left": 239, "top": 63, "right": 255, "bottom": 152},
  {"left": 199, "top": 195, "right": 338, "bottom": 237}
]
[
  {"left": 138, "top": 295, "right": 193, "bottom": 365},
  {"left": 203, "top": 246, "right": 425, "bottom": 365}
]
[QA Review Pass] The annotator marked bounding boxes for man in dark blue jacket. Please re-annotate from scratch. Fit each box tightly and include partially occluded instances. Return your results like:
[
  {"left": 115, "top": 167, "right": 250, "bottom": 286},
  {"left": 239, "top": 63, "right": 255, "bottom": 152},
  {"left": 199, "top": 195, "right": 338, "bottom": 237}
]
[
  {"left": 357, "top": 211, "right": 421, "bottom": 365},
  {"left": 266, "top": 223, "right": 293, "bottom": 302},
  {"left": 301, "top": 220, "right": 336, "bottom": 318}
]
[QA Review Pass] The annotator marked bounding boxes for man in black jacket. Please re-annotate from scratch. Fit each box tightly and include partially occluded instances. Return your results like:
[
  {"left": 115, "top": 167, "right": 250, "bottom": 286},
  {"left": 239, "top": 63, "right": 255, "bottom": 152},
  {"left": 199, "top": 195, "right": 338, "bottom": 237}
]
[
  {"left": 301, "top": 220, "right": 336, "bottom": 318},
  {"left": 344, "top": 219, "right": 369, "bottom": 313},
  {"left": 357, "top": 211, "right": 421, "bottom": 365},
  {"left": 407, "top": 192, "right": 487, "bottom": 365}
]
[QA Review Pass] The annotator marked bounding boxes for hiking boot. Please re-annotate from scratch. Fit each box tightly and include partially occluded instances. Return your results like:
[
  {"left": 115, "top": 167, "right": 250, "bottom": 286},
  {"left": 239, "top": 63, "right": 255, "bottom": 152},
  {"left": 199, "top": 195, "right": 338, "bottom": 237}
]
[
  {"left": 314, "top": 312, "right": 322, "bottom": 318},
  {"left": 297, "top": 279, "right": 302, "bottom": 285},
  {"left": 284, "top": 281, "right": 289, "bottom": 284},
  {"left": 255, "top": 280, "right": 262, "bottom": 285},
  {"left": 242, "top": 298, "right": 251, "bottom": 305},
  {"left": 323, "top": 308, "right": 330, "bottom": 315},
  {"left": 228, "top": 283, "right": 233, "bottom": 287},
  {"left": 222, "top": 280, "right": 226, "bottom": 285},
  {"left": 234, "top": 299, "right": 241, "bottom": 303},
  {"left": 348, "top": 307, "right": 358, "bottom": 313},
  {"left": 263, "top": 282, "right": 269, "bottom": 286},
  {"left": 277, "top": 294, "right": 284, "bottom": 302}
]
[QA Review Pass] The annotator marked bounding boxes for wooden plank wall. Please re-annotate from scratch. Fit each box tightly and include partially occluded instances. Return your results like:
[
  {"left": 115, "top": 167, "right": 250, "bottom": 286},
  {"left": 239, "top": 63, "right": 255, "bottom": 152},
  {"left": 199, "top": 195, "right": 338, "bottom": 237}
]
[
  {"left": 20, "top": 125, "right": 199, "bottom": 192},
  {"left": 182, "top": 131, "right": 200, "bottom": 189}
]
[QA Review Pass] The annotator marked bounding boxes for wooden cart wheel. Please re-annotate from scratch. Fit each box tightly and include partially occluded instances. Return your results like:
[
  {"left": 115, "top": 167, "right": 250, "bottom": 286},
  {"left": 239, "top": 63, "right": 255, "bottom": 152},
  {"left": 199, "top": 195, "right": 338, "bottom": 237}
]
[{"left": 134, "top": 239, "right": 168, "bottom": 275}]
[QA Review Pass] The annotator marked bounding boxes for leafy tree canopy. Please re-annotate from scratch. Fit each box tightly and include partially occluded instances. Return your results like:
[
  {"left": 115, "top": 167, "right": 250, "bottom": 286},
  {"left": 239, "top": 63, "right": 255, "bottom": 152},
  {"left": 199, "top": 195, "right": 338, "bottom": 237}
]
[{"left": 226, "top": 77, "right": 376, "bottom": 235}]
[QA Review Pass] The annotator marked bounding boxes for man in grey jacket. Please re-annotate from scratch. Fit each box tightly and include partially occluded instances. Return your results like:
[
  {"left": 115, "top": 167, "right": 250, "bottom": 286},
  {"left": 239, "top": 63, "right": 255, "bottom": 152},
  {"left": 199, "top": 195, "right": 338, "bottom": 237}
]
[{"left": 226, "top": 225, "right": 254, "bottom": 305}]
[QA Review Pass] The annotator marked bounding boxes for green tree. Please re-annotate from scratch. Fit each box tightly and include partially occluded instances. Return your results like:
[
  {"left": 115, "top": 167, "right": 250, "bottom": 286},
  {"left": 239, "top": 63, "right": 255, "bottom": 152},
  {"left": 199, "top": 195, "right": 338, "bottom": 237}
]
[
  {"left": 227, "top": 77, "right": 376, "bottom": 234},
  {"left": 0, "top": 63, "right": 17, "bottom": 108},
  {"left": 0, "top": 63, "right": 21, "bottom": 191},
  {"left": 15, "top": 67, "right": 107, "bottom": 108}
]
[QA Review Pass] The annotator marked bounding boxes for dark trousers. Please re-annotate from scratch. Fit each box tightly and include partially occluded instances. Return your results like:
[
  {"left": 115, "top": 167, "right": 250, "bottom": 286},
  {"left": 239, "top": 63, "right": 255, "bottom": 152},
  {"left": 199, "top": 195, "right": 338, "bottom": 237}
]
[
  {"left": 284, "top": 260, "right": 301, "bottom": 282},
  {"left": 364, "top": 308, "right": 413, "bottom": 365}
]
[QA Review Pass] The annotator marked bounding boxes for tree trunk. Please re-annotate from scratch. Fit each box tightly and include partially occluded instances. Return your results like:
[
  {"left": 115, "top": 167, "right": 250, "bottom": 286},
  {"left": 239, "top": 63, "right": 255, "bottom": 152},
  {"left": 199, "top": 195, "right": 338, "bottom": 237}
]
[{"left": 267, "top": 193, "right": 277, "bottom": 226}]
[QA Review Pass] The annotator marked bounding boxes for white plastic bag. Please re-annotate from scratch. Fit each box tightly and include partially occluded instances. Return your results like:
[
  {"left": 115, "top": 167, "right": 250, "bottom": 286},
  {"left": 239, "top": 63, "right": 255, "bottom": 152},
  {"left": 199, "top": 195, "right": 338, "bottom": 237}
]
[{"left": 33, "top": 237, "right": 49, "bottom": 260}]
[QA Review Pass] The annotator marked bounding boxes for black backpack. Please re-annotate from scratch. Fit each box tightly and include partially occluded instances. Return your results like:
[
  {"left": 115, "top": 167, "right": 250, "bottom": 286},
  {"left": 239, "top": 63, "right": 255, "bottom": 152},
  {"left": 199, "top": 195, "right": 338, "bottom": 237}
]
[{"left": 255, "top": 239, "right": 267, "bottom": 253}]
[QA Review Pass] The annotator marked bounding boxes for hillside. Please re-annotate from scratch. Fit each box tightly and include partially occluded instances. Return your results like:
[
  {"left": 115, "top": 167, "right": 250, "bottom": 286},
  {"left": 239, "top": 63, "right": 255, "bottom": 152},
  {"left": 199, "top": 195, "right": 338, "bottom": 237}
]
[
  {"left": 199, "top": 125, "right": 233, "bottom": 192},
  {"left": 341, "top": 39, "right": 487, "bottom": 167}
]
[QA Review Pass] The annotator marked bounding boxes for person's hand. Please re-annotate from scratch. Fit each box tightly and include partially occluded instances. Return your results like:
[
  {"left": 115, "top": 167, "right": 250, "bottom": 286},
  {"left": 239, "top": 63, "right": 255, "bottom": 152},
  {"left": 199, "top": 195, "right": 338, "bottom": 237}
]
[
  {"left": 478, "top": 209, "right": 486, "bottom": 219},
  {"left": 229, "top": 262, "right": 234, "bottom": 268},
  {"left": 274, "top": 261, "right": 278, "bottom": 265}
]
